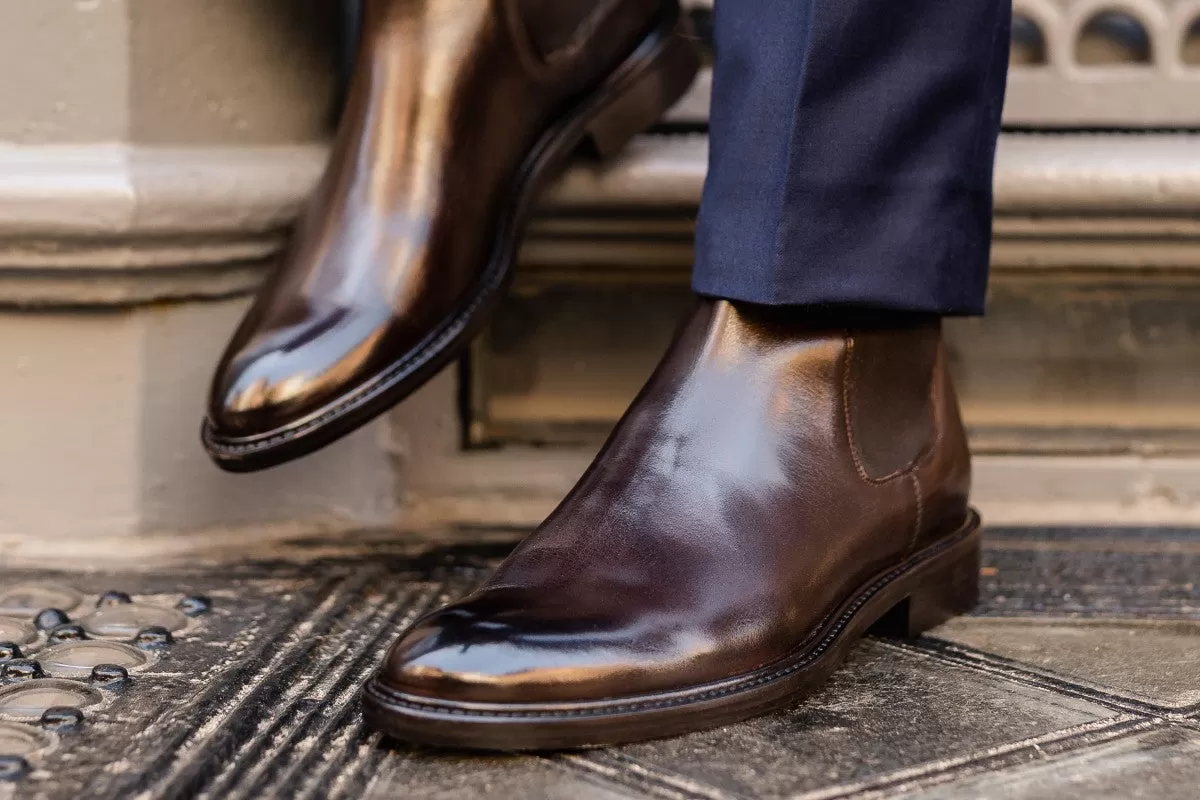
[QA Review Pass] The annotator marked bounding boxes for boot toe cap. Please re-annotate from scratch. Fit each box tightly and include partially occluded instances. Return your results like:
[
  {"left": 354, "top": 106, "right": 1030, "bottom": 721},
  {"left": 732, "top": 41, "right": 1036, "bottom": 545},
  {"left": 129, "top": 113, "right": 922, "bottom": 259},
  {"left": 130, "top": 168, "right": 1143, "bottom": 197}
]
[
  {"left": 376, "top": 605, "right": 641, "bottom": 705},
  {"left": 208, "top": 349, "right": 330, "bottom": 438},
  {"left": 206, "top": 310, "right": 392, "bottom": 440}
]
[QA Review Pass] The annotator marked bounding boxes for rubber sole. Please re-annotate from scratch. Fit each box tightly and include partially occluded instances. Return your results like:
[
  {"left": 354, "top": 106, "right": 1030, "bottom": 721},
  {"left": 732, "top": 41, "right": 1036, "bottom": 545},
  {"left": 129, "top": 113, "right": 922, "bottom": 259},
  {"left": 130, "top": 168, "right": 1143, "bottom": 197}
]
[
  {"left": 361, "top": 512, "right": 983, "bottom": 752},
  {"left": 202, "top": 5, "right": 701, "bottom": 473}
]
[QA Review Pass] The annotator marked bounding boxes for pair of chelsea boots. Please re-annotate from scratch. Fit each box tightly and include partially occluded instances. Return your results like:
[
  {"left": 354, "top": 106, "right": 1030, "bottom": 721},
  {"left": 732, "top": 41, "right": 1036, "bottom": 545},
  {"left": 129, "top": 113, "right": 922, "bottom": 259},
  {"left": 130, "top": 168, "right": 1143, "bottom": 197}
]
[{"left": 203, "top": 0, "right": 981, "bottom": 751}]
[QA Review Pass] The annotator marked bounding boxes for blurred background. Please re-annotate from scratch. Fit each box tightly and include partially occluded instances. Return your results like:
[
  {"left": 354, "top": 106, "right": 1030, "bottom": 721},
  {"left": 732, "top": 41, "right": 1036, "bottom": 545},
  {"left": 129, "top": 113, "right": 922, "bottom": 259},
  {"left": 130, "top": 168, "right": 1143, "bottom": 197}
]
[{"left": 2, "top": 0, "right": 1200, "bottom": 560}]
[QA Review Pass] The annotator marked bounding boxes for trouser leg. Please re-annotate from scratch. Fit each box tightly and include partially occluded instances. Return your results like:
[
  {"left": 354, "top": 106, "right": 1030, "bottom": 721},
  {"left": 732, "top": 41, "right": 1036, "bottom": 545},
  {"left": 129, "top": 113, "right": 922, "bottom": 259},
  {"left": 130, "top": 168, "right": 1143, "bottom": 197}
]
[{"left": 692, "top": 0, "right": 1011, "bottom": 315}]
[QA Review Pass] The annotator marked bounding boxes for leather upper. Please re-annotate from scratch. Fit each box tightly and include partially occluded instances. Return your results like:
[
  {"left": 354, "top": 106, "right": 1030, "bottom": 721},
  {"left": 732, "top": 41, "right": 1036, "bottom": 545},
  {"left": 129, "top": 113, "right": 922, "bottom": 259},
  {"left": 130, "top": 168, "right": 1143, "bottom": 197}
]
[
  {"left": 207, "top": 0, "right": 667, "bottom": 438},
  {"left": 379, "top": 299, "right": 972, "bottom": 704}
]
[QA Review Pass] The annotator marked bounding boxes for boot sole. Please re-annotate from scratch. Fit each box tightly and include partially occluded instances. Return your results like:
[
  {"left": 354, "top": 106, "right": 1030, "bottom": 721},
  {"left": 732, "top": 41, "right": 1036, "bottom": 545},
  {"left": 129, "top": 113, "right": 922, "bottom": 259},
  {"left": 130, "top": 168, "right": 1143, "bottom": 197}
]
[
  {"left": 202, "top": 4, "right": 701, "bottom": 473},
  {"left": 361, "top": 511, "right": 983, "bottom": 752}
]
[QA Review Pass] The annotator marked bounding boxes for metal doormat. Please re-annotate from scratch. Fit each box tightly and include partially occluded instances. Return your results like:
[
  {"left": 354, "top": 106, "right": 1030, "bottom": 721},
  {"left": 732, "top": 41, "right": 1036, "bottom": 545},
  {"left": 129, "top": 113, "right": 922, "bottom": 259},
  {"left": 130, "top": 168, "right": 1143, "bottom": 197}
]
[{"left": 1, "top": 526, "right": 1199, "bottom": 798}]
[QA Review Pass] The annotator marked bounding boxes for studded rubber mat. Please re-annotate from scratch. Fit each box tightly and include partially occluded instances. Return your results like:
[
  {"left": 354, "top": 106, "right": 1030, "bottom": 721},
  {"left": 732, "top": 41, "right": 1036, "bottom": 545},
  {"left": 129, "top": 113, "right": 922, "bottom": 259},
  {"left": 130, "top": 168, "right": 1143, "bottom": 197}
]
[{"left": 1, "top": 526, "right": 1199, "bottom": 799}]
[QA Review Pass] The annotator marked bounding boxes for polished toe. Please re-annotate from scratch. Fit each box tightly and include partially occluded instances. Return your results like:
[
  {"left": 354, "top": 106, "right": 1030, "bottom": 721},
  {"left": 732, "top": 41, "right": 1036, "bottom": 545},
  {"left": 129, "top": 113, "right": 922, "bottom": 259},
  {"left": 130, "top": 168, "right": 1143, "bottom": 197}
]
[
  {"left": 379, "top": 608, "right": 542, "bottom": 704},
  {"left": 207, "top": 304, "right": 392, "bottom": 438},
  {"left": 378, "top": 593, "right": 673, "bottom": 705}
]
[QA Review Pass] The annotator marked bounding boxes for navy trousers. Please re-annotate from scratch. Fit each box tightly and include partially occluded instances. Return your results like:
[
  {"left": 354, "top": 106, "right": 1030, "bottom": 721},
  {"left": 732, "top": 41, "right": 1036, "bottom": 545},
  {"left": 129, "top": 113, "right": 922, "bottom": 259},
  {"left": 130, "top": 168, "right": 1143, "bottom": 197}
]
[{"left": 693, "top": 0, "right": 1012, "bottom": 316}]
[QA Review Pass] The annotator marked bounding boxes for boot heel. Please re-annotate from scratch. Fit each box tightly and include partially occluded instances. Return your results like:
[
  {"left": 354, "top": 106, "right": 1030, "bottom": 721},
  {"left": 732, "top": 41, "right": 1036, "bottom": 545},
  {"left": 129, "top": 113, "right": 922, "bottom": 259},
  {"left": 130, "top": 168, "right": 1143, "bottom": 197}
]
[
  {"left": 869, "top": 539, "right": 981, "bottom": 639},
  {"left": 583, "top": 12, "right": 701, "bottom": 158}
]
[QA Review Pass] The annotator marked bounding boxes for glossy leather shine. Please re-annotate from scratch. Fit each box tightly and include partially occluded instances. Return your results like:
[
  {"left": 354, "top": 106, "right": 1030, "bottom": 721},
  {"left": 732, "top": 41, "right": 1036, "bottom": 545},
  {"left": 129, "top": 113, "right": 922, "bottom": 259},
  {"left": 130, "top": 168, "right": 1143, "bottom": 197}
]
[
  {"left": 204, "top": 0, "right": 694, "bottom": 468},
  {"left": 376, "top": 299, "right": 972, "bottom": 704}
]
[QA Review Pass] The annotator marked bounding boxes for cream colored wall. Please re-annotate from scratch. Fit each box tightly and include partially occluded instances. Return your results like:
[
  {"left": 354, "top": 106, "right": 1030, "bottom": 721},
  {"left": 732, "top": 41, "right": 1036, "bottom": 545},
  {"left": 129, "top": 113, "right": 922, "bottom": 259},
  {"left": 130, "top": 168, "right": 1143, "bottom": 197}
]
[
  {"left": 128, "top": 0, "right": 338, "bottom": 144},
  {"left": 0, "top": 0, "right": 398, "bottom": 545},
  {"left": 0, "top": 0, "right": 130, "bottom": 144}
]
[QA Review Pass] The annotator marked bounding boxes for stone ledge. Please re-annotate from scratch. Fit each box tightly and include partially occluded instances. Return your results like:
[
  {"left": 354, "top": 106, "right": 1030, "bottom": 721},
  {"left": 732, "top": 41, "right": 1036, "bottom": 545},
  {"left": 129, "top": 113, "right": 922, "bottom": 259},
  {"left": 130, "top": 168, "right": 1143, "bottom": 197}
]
[
  {"left": 9, "top": 134, "right": 1199, "bottom": 230},
  {"left": 520, "top": 215, "right": 1200, "bottom": 271},
  {"left": 547, "top": 133, "right": 1200, "bottom": 214},
  {"left": 0, "top": 143, "right": 324, "bottom": 237},
  {"left": 0, "top": 144, "right": 321, "bottom": 306},
  {"left": 4, "top": 133, "right": 1200, "bottom": 306}
]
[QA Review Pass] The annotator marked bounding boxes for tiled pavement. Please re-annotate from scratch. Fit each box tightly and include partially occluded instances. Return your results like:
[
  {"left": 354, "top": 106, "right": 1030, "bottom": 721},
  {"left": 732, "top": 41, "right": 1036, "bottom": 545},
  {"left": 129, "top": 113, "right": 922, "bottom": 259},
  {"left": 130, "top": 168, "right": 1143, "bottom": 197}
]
[{"left": 1, "top": 525, "right": 1199, "bottom": 799}]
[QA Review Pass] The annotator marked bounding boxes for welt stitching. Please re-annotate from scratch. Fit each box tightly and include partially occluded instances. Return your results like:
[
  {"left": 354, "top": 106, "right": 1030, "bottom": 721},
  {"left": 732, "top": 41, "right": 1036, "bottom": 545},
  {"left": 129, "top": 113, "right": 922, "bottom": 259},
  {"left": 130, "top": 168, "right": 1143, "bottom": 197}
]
[{"left": 369, "top": 518, "right": 978, "bottom": 720}]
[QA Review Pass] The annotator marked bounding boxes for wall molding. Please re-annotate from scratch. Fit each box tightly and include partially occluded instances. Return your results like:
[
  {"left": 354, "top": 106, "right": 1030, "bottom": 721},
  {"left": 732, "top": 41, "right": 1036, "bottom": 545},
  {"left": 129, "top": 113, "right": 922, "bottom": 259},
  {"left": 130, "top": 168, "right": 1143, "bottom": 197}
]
[
  {"left": 0, "top": 143, "right": 325, "bottom": 238},
  {"left": 0, "top": 143, "right": 323, "bottom": 306},
  {"left": 547, "top": 133, "right": 1200, "bottom": 214},
  {"left": 4, "top": 133, "right": 1200, "bottom": 306}
]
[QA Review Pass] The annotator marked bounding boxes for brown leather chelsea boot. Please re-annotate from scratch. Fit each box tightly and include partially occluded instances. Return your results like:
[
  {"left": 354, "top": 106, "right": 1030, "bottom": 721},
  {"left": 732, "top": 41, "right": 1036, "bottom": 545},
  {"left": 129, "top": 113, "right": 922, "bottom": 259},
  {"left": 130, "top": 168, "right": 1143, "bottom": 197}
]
[
  {"left": 203, "top": 0, "right": 699, "bottom": 471},
  {"left": 362, "top": 299, "right": 980, "bottom": 751}
]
